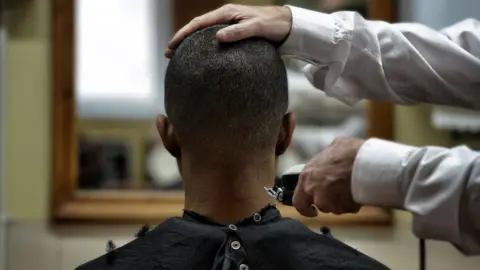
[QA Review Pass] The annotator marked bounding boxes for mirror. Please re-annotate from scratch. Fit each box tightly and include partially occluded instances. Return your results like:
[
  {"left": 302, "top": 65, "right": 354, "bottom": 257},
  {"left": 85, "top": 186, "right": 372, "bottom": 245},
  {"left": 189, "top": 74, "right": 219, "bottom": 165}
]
[{"left": 52, "top": 0, "right": 395, "bottom": 225}]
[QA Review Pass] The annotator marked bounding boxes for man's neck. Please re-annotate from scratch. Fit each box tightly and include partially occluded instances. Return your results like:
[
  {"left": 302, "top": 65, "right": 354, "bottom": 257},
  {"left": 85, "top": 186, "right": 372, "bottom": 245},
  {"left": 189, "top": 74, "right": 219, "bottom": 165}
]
[{"left": 181, "top": 157, "right": 276, "bottom": 224}]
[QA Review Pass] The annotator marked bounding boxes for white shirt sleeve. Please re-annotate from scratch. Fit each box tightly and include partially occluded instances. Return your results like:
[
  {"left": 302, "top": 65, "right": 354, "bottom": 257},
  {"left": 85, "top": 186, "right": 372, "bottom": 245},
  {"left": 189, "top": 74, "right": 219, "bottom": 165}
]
[
  {"left": 277, "top": 7, "right": 480, "bottom": 254},
  {"left": 352, "top": 138, "right": 480, "bottom": 255},
  {"left": 279, "top": 6, "right": 480, "bottom": 109}
]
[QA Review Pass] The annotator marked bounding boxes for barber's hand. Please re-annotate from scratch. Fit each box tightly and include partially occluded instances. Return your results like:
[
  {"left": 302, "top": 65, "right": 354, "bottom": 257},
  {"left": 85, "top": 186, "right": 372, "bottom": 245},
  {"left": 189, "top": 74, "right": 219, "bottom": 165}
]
[
  {"left": 293, "top": 137, "right": 364, "bottom": 216},
  {"left": 165, "top": 4, "right": 292, "bottom": 58}
]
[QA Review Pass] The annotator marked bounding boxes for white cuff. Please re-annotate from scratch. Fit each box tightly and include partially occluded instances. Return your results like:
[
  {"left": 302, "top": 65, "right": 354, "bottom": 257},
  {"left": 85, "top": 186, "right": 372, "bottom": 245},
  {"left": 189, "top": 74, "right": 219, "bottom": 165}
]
[
  {"left": 352, "top": 138, "right": 417, "bottom": 209},
  {"left": 279, "top": 6, "right": 361, "bottom": 106},
  {"left": 279, "top": 6, "right": 338, "bottom": 64}
]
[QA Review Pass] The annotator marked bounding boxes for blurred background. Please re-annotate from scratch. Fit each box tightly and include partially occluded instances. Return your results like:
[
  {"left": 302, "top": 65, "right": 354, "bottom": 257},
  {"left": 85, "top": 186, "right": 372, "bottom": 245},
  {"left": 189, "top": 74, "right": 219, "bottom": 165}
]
[{"left": 2, "top": 0, "right": 480, "bottom": 269}]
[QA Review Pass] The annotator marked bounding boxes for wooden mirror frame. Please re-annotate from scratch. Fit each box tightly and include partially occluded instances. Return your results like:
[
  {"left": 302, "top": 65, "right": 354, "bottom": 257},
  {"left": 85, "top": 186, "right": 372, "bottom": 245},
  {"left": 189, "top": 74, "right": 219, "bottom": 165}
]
[{"left": 52, "top": 0, "right": 396, "bottom": 225}]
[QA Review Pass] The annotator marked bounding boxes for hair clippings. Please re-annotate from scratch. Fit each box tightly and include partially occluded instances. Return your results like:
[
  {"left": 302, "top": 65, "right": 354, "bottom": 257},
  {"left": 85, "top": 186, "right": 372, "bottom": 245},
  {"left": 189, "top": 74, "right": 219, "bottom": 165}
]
[
  {"left": 135, "top": 224, "right": 150, "bottom": 238},
  {"left": 320, "top": 226, "right": 332, "bottom": 237},
  {"left": 105, "top": 240, "right": 117, "bottom": 265}
]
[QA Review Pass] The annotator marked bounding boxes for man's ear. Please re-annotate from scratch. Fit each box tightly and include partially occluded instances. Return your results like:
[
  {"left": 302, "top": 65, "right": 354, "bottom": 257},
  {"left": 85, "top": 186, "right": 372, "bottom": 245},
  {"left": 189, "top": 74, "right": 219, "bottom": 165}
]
[
  {"left": 275, "top": 112, "right": 295, "bottom": 156},
  {"left": 156, "top": 114, "right": 181, "bottom": 158}
]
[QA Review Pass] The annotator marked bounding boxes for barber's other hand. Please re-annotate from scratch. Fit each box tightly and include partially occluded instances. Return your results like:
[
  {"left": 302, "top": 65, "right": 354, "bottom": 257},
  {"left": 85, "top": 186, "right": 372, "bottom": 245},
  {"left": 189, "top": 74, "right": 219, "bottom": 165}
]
[
  {"left": 165, "top": 4, "right": 292, "bottom": 58},
  {"left": 293, "top": 137, "right": 364, "bottom": 216}
]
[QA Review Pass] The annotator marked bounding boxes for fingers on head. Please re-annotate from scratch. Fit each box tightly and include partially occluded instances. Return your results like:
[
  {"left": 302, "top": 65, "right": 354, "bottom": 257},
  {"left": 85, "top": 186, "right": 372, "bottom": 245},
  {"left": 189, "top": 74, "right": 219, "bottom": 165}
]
[
  {"left": 217, "top": 18, "right": 262, "bottom": 41},
  {"left": 164, "top": 49, "right": 174, "bottom": 58},
  {"left": 168, "top": 4, "right": 238, "bottom": 50}
]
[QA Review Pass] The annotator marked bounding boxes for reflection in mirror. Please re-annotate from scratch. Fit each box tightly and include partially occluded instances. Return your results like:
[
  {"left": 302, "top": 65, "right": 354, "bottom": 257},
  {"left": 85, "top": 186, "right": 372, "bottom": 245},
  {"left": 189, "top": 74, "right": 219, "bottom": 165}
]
[
  {"left": 276, "top": 0, "right": 368, "bottom": 174},
  {"left": 75, "top": 0, "right": 182, "bottom": 191}
]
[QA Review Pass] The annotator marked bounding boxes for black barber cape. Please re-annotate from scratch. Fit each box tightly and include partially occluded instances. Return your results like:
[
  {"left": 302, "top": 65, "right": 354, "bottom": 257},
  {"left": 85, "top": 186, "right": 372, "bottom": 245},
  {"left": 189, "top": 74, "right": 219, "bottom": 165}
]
[{"left": 76, "top": 205, "right": 389, "bottom": 270}]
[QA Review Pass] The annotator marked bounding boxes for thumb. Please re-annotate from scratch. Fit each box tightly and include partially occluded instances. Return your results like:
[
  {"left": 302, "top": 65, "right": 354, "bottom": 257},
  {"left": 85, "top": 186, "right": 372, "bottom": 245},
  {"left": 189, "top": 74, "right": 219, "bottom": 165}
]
[{"left": 216, "top": 20, "right": 260, "bottom": 42}]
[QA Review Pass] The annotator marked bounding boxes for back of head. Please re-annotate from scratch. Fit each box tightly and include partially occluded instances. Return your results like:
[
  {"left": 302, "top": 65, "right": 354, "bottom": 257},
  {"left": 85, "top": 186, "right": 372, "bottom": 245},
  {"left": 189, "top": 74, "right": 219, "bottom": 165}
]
[{"left": 165, "top": 24, "right": 288, "bottom": 157}]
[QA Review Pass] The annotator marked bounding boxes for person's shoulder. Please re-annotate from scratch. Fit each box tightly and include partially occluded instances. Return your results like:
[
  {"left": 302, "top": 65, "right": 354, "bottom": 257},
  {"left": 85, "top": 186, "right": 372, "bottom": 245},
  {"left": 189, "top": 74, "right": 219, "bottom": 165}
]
[
  {"left": 75, "top": 218, "right": 183, "bottom": 270},
  {"left": 265, "top": 218, "right": 390, "bottom": 269}
]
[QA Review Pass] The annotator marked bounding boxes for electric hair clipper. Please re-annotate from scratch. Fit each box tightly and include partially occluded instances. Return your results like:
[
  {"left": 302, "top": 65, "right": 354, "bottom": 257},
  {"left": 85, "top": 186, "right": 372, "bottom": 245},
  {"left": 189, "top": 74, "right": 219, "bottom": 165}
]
[{"left": 264, "top": 164, "right": 305, "bottom": 206}]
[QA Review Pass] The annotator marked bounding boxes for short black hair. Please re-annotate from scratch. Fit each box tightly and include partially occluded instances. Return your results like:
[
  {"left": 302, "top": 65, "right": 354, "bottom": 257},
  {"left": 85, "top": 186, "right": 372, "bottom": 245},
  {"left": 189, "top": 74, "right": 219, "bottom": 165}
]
[{"left": 165, "top": 24, "right": 288, "bottom": 156}]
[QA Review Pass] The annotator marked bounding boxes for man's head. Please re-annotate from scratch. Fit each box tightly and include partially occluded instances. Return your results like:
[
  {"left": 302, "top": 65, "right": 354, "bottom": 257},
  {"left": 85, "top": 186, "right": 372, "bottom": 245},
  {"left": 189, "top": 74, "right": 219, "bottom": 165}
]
[{"left": 157, "top": 24, "right": 294, "bottom": 163}]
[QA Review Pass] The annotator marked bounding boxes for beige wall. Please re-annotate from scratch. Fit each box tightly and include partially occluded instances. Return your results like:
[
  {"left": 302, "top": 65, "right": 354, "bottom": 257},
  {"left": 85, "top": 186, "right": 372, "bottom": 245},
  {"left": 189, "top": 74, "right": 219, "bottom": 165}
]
[{"left": 3, "top": 0, "right": 480, "bottom": 269}]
